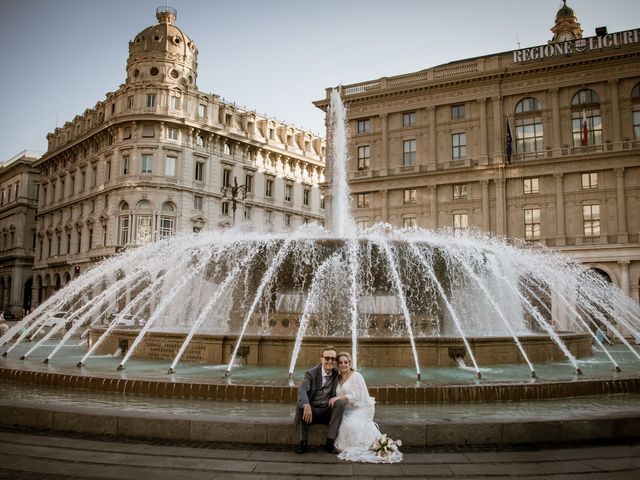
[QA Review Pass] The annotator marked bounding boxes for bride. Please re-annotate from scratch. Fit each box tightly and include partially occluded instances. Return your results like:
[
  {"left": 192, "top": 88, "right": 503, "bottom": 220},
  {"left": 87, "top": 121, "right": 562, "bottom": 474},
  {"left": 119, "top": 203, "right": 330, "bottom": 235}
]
[{"left": 328, "top": 352, "right": 403, "bottom": 463}]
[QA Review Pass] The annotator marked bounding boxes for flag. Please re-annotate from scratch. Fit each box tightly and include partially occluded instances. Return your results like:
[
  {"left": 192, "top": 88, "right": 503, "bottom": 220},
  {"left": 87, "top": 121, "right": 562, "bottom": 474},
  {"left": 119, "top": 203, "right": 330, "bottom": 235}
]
[
  {"left": 581, "top": 109, "right": 589, "bottom": 146},
  {"left": 505, "top": 116, "right": 513, "bottom": 163}
]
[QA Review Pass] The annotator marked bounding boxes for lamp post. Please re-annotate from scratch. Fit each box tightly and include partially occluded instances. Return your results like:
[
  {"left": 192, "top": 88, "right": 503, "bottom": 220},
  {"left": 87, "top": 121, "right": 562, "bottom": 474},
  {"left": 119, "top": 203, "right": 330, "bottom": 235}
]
[{"left": 220, "top": 176, "right": 247, "bottom": 226}]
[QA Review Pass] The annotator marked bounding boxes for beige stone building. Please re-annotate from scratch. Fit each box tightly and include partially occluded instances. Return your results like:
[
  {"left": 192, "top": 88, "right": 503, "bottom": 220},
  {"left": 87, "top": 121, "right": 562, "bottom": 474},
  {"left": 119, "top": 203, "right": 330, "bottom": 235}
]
[
  {"left": 315, "top": 2, "right": 640, "bottom": 303},
  {"left": 33, "top": 7, "right": 325, "bottom": 305},
  {"left": 0, "top": 150, "right": 40, "bottom": 316}
]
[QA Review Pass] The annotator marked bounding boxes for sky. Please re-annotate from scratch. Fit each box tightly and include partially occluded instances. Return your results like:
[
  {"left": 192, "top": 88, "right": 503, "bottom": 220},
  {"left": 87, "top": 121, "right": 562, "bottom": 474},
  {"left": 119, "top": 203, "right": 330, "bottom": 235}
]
[{"left": 1, "top": 0, "right": 640, "bottom": 161}]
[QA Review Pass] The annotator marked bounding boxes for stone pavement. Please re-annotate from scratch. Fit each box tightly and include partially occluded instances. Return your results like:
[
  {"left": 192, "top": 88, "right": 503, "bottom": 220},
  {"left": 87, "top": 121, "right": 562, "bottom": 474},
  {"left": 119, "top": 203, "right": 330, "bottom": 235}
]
[{"left": 0, "top": 428, "right": 639, "bottom": 479}]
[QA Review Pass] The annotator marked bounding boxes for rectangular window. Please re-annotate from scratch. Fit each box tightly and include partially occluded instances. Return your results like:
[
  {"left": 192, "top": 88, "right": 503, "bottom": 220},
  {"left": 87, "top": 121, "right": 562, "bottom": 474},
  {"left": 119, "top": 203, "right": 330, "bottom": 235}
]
[
  {"left": 77, "top": 231, "right": 82, "bottom": 253},
  {"left": 634, "top": 109, "right": 640, "bottom": 140},
  {"left": 453, "top": 213, "right": 469, "bottom": 232},
  {"left": 524, "top": 178, "right": 539, "bottom": 194},
  {"left": 357, "top": 220, "right": 367, "bottom": 232},
  {"left": 194, "top": 195, "right": 203, "bottom": 211},
  {"left": 357, "top": 119, "right": 371, "bottom": 134},
  {"left": 123, "top": 127, "right": 132, "bottom": 140},
  {"left": 403, "top": 112, "right": 416, "bottom": 127},
  {"left": 403, "top": 139, "right": 416, "bottom": 166},
  {"left": 119, "top": 216, "right": 129, "bottom": 245},
  {"left": 122, "top": 156, "right": 129, "bottom": 175},
  {"left": 572, "top": 110, "right": 602, "bottom": 146},
  {"left": 198, "top": 104, "right": 207, "bottom": 117},
  {"left": 303, "top": 188, "right": 310, "bottom": 206},
  {"left": 91, "top": 164, "right": 97, "bottom": 187},
  {"left": 356, "top": 193, "right": 371, "bottom": 208},
  {"left": 285, "top": 184, "right": 292, "bottom": 202},
  {"left": 141, "top": 154, "right": 153, "bottom": 174},
  {"left": 357, "top": 145, "right": 370, "bottom": 170},
  {"left": 453, "top": 184, "right": 467, "bottom": 200},
  {"left": 195, "top": 161, "right": 204, "bottom": 182},
  {"left": 195, "top": 134, "right": 204, "bottom": 147},
  {"left": 403, "top": 217, "right": 416, "bottom": 228},
  {"left": 222, "top": 168, "right": 231, "bottom": 187},
  {"left": 581, "top": 172, "right": 598, "bottom": 189},
  {"left": 583, "top": 204, "right": 600, "bottom": 236},
  {"left": 403, "top": 189, "right": 416, "bottom": 204},
  {"left": 244, "top": 206, "right": 252, "bottom": 220},
  {"left": 451, "top": 104, "right": 465, "bottom": 120},
  {"left": 146, "top": 93, "right": 156, "bottom": 108},
  {"left": 165, "top": 156, "right": 177, "bottom": 177},
  {"left": 159, "top": 216, "right": 175, "bottom": 239},
  {"left": 452, "top": 133, "right": 466, "bottom": 160},
  {"left": 245, "top": 174, "right": 253, "bottom": 193},
  {"left": 127, "top": 96, "right": 134, "bottom": 109},
  {"left": 221, "top": 201, "right": 229, "bottom": 215},
  {"left": 88, "top": 229, "right": 93, "bottom": 250},
  {"left": 167, "top": 127, "right": 178, "bottom": 140},
  {"left": 265, "top": 210, "right": 272, "bottom": 223},
  {"left": 80, "top": 169, "right": 86, "bottom": 192},
  {"left": 265, "top": 178, "right": 273, "bottom": 197},
  {"left": 524, "top": 208, "right": 541, "bottom": 239},
  {"left": 285, "top": 214, "right": 291, "bottom": 227},
  {"left": 142, "top": 125, "right": 154, "bottom": 138},
  {"left": 170, "top": 95, "right": 180, "bottom": 110},
  {"left": 136, "top": 215, "right": 153, "bottom": 245},
  {"left": 106, "top": 161, "right": 111, "bottom": 181},
  {"left": 320, "top": 190, "right": 325, "bottom": 209}
]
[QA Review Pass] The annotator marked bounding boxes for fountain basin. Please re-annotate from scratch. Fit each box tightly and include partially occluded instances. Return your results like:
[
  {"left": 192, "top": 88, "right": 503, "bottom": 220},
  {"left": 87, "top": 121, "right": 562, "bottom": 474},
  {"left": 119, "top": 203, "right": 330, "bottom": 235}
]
[{"left": 90, "top": 328, "right": 593, "bottom": 368}]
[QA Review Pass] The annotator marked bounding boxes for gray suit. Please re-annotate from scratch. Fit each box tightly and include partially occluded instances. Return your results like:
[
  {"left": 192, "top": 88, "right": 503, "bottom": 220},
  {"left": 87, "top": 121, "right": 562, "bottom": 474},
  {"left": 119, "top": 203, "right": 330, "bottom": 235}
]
[{"left": 294, "top": 364, "right": 346, "bottom": 442}]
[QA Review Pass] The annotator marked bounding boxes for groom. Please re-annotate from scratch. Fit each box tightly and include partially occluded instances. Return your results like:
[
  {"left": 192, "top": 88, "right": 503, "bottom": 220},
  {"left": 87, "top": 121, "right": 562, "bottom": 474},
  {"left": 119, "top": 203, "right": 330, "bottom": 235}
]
[{"left": 294, "top": 345, "right": 345, "bottom": 454}]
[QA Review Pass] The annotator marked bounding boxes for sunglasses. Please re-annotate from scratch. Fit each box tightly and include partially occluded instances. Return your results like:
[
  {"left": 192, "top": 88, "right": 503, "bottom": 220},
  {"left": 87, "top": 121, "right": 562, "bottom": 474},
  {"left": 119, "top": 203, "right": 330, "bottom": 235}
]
[{"left": 323, "top": 356, "right": 337, "bottom": 362}]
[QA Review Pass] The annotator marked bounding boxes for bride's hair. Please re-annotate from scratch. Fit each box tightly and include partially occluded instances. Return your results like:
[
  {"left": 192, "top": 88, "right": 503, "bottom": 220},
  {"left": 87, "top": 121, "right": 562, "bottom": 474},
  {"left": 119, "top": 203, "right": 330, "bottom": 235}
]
[{"left": 337, "top": 351, "right": 355, "bottom": 371}]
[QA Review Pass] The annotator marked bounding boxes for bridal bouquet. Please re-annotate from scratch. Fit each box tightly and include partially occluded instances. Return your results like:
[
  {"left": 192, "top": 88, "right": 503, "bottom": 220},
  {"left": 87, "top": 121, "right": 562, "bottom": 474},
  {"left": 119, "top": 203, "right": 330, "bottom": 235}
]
[{"left": 372, "top": 433, "right": 402, "bottom": 459}]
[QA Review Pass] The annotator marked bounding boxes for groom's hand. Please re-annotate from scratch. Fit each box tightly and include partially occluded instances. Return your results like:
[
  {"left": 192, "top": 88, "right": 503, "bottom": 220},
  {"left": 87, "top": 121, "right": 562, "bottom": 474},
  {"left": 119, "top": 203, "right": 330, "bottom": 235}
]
[{"left": 302, "top": 404, "right": 312, "bottom": 423}]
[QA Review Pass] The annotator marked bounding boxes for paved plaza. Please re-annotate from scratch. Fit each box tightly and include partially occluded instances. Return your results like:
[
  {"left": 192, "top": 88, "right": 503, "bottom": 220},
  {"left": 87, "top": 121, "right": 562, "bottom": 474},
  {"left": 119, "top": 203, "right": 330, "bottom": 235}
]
[{"left": 0, "top": 428, "right": 639, "bottom": 479}]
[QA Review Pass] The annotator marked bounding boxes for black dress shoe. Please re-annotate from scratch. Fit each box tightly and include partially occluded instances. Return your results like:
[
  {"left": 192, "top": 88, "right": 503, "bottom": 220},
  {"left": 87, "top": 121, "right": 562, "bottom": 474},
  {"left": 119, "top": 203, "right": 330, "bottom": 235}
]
[
  {"left": 295, "top": 440, "right": 309, "bottom": 454},
  {"left": 324, "top": 438, "right": 338, "bottom": 454}
]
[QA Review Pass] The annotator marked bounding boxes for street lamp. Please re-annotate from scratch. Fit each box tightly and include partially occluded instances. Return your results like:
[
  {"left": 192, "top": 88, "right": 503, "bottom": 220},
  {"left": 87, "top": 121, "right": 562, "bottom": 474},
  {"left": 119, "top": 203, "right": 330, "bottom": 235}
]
[{"left": 220, "top": 176, "right": 247, "bottom": 226}]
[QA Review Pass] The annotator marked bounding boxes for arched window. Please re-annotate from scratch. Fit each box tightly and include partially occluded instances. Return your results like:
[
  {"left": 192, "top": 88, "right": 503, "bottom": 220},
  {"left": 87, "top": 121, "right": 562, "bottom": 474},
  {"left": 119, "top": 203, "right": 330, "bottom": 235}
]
[
  {"left": 135, "top": 200, "right": 154, "bottom": 245},
  {"left": 571, "top": 89, "right": 602, "bottom": 146},
  {"left": 632, "top": 82, "right": 640, "bottom": 140},
  {"left": 514, "top": 97, "right": 544, "bottom": 157},
  {"left": 159, "top": 202, "right": 176, "bottom": 239}
]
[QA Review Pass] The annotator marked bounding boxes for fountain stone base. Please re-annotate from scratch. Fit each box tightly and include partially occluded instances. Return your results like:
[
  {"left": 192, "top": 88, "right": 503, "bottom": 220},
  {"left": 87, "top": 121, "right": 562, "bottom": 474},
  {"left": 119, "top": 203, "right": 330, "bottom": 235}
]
[{"left": 89, "top": 328, "right": 592, "bottom": 368}]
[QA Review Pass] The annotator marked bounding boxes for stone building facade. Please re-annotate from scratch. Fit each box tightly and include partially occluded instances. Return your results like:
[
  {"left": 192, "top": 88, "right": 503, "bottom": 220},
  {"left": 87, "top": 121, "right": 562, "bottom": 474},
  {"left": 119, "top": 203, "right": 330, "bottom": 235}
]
[
  {"left": 32, "top": 7, "right": 325, "bottom": 305},
  {"left": 315, "top": 2, "right": 640, "bottom": 303},
  {"left": 0, "top": 151, "right": 40, "bottom": 316}
]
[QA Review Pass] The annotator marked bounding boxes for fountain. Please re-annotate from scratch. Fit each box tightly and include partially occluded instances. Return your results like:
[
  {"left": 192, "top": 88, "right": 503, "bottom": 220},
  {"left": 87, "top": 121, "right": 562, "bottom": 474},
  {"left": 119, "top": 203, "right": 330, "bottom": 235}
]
[{"left": 1, "top": 90, "right": 639, "bottom": 409}]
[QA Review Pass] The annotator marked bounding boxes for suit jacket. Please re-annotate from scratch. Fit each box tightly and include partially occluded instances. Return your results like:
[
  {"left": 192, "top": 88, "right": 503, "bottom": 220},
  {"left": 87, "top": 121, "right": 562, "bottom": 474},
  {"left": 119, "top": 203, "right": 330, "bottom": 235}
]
[{"left": 297, "top": 364, "right": 338, "bottom": 408}]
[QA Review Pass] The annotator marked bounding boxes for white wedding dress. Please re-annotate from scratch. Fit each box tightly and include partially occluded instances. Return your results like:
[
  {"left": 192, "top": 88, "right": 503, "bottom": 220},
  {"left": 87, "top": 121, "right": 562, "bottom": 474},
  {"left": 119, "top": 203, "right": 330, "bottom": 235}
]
[{"left": 334, "top": 372, "right": 403, "bottom": 463}]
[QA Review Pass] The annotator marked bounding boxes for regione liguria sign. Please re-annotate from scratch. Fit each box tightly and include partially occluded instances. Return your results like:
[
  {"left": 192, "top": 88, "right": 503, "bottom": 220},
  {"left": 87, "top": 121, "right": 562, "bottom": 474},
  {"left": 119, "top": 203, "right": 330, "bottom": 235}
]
[{"left": 513, "top": 29, "right": 640, "bottom": 63}]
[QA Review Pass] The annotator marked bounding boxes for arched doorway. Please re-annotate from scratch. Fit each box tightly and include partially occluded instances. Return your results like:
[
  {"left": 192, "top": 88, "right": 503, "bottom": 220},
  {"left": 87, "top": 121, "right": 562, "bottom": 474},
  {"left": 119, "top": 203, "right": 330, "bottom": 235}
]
[{"left": 23, "top": 278, "right": 32, "bottom": 314}]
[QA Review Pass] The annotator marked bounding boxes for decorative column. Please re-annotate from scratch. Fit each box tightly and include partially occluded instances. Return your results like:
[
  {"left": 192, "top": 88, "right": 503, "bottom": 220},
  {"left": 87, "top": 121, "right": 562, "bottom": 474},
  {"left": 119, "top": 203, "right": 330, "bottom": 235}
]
[
  {"left": 478, "top": 98, "right": 488, "bottom": 165},
  {"left": 380, "top": 113, "right": 389, "bottom": 174},
  {"left": 492, "top": 96, "right": 503, "bottom": 164},
  {"left": 495, "top": 176, "right": 505, "bottom": 235},
  {"left": 429, "top": 185, "right": 437, "bottom": 229},
  {"left": 481, "top": 180, "right": 490, "bottom": 232},
  {"left": 550, "top": 88, "right": 561, "bottom": 155},
  {"left": 619, "top": 260, "right": 630, "bottom": 297},
  {"left": 381, "top": 189, "right": 389, "bottom": 223},
  {"left": 554, "top": 173, "right": 566, "bottom": 246},
  {"left": 615, "top": 168, "right": 628, "bottom": 243},
  {"left": 609, "top": 79, "right": 621, "bottom": 144},
  {"left": 427, "top": 106, "right": 437, "bottom": 171}
]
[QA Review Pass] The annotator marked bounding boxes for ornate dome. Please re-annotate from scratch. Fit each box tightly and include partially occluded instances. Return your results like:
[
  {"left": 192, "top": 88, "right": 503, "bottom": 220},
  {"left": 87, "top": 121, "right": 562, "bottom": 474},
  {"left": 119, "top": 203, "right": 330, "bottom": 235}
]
[
  {"left": 126, "top": 7, "right": 198, "bottom": 88},
  {"left": 555, "top": 1, "right": 576, "bottom": 21}
]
